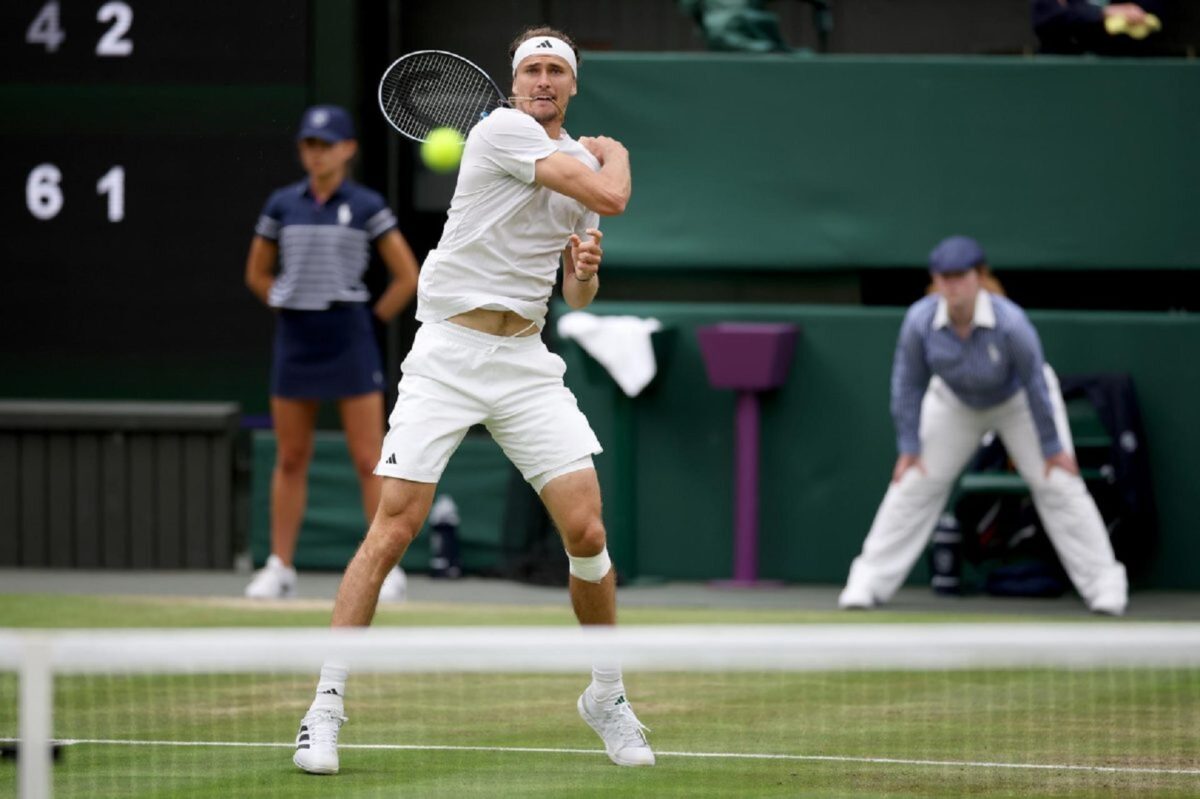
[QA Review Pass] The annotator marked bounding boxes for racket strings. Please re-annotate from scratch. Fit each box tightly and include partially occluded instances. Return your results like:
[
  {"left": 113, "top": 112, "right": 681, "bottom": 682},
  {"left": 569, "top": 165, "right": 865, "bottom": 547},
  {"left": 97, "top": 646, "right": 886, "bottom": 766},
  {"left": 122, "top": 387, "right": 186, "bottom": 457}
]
[{"left": 380, "top": 52, "right": 506, "bottom": 141}]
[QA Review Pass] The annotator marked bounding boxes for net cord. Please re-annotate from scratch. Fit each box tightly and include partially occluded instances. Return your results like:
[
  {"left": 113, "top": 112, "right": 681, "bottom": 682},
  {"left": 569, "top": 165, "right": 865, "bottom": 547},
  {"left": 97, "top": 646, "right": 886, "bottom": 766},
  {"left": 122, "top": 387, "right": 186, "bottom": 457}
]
[{"left": 2, "top": 624, "right": 1198, "bottom": 675}]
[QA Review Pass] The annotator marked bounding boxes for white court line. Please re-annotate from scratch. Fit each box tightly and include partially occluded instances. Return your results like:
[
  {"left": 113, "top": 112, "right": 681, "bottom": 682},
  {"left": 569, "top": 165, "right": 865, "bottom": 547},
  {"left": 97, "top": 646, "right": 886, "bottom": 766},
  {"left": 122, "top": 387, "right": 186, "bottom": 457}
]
[{"left": 3, "top": 738, "right": 1198, "bottom": 777}]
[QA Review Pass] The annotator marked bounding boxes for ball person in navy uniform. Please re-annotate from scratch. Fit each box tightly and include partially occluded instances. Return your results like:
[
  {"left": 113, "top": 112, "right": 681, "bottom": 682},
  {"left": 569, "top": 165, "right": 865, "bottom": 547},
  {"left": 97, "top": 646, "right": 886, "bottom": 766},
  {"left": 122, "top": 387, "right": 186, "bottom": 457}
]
[
  {"left": 839, "top": 235, "right": 1128, "bottom": 615},
  {"left": 244, "top": 104, "right": 419, "bottom": 601},
  {"left": 292, "top": 28, "right": 656, "bottom": 776}
]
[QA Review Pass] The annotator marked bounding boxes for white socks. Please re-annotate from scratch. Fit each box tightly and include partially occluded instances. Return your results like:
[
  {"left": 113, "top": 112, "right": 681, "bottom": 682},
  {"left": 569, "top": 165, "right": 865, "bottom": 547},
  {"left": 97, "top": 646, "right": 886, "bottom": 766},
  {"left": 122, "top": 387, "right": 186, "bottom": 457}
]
[
  {"left": 590, "top": 664, "right": 625, "bottom": 702},
  {"left": 312, "top": 663, "right": 348, "bottom": 710}
]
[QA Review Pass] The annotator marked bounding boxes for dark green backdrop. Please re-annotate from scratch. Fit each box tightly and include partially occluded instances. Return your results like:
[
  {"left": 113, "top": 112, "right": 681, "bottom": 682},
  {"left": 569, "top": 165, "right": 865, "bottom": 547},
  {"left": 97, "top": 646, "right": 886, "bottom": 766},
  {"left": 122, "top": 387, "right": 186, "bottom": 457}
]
[{"left": 568, "top": 54, "right": 1200, "bottom": 271}]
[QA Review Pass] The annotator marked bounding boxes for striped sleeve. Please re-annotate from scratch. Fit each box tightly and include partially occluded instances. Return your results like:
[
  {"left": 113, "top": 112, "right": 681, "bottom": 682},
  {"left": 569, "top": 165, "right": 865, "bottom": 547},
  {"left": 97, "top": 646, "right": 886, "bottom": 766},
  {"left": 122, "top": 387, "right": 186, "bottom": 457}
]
[
  {"left": 365, "top": 206, "right": 398, "bottom": 240},
  {"left": 254, "top": 191, "right": 283, "bottom": 241}
]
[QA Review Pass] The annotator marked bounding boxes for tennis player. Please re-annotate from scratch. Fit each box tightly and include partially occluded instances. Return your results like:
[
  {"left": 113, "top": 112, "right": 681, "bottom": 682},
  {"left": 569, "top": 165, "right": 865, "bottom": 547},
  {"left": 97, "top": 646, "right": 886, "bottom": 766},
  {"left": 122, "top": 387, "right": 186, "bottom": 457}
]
[
  {"left": 245, "top": 104, "right": 419, "bottom": 601},
  {"left": 838, "top": 235, "right": 1128, "bottom": 615},
  {"left": 293, "top": 28, "right": 654, "bottom": 775}
]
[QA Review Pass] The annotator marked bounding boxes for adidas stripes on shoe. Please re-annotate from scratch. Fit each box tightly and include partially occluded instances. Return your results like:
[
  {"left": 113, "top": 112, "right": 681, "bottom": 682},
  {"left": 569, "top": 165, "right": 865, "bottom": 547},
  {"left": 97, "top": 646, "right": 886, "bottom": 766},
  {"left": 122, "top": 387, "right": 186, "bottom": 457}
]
[
  {"left": 293, "top": 707, "right": 347, "bottom": 775},
  {"left": 578, "top": 688, "right": 655, "bottom": 767}
]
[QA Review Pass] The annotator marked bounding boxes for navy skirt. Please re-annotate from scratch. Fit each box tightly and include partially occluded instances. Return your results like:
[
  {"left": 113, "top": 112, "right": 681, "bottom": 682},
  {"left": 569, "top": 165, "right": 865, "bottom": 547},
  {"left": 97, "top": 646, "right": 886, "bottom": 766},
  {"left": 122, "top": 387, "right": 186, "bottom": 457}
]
[{"left": 271, "top": 304, "right": 385, "bottom": 399}]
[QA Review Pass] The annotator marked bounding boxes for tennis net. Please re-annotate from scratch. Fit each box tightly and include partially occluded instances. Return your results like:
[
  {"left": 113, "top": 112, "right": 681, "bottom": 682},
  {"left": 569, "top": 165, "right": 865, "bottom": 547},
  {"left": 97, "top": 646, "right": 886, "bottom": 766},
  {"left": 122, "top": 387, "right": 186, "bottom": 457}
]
[{"left": 2, "top": 624, "right": 1198, "bottom": 798}]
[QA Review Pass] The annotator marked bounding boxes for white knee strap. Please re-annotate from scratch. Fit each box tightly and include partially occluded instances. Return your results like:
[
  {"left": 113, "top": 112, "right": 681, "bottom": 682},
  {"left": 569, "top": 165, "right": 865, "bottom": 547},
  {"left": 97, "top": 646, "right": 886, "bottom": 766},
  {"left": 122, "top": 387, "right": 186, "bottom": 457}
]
[{"left": 568, "top": 547, "right": 612, "bottom": 583}]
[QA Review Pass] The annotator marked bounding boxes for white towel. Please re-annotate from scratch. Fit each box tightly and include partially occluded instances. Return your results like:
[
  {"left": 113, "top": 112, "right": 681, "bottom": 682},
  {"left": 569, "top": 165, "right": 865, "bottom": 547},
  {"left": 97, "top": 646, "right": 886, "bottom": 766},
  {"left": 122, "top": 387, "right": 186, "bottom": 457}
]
[{"left": 557, "top": 312, "right": 663, "bottom": 397}]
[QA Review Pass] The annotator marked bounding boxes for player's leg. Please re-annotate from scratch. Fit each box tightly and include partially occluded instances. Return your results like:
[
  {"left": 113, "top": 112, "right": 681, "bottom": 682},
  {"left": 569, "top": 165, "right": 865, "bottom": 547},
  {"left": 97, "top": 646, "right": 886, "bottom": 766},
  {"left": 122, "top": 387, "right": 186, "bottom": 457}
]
[
  {"left": 295, "top": 476, "right": 439, "bottom": 775},
  {"left": 246, "top": 396, "right": 318, "bottom": 598},
  {"left": 333, "top": 477, "right": 435, "bottom": 626},
  {"left": 538, "top": 467, "right": 615, "bottom": 625},
  {"left": 338, "top": 391, "right": 406, "bottom": 600},
  {"left": 841, "top": 378, "right": 986, "bottom": 607},
  {"left": 295, "top": 325, "right": 483, "bottom": 775},
  {"left": 539, "top": 467, "right": 654, "bottom": 767},
  {"left": 994, "top": 366, "right": 1127, "bottom": 614}
]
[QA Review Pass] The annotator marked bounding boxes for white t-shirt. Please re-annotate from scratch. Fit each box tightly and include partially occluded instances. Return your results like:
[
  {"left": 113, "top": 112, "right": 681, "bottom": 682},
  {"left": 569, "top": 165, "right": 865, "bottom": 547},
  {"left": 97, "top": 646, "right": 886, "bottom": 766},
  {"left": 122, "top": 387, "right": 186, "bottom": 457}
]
[{"left": 415, "top": 108, "right": 601, "bottom": 330}]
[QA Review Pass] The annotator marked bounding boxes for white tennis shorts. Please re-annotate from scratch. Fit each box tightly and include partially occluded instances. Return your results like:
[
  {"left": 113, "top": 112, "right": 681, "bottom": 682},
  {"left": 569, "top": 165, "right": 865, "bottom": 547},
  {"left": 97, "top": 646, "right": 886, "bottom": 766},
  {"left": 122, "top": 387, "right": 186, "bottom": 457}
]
[{"left": 374, "top": 321, "right": 602, "bottom": 486}]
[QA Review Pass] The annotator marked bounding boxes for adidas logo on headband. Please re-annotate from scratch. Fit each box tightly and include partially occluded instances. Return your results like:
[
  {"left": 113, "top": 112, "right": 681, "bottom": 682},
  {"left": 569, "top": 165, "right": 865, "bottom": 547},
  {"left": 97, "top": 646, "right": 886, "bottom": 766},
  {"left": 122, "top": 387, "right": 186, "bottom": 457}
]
[{"left": 512, "top": 36, "right": 578, "bottom": 75}]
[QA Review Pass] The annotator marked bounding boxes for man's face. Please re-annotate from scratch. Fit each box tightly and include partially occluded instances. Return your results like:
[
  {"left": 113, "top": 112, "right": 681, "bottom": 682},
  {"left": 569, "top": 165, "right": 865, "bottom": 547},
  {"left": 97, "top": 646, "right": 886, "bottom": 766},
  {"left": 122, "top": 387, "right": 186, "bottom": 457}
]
[
  {"left": 511, "top": 55, "right": 576, "bottom": 124},
  {"left": 932, "top": 268, "right": 981, "bottom": 316}
]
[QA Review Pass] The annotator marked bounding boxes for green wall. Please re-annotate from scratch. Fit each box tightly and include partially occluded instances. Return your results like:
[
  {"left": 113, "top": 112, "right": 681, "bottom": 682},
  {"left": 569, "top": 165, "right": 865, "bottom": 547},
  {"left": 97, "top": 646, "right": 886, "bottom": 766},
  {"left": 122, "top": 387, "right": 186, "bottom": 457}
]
[
  {"left": 250, "top": 431, "right": 515, "bottom": 572},
  {"left": 556, "top": 301, "right": 1200, "bottom": 589},
  {"left": 568, "top": 54, "right": 1200, "bottom": 271}
]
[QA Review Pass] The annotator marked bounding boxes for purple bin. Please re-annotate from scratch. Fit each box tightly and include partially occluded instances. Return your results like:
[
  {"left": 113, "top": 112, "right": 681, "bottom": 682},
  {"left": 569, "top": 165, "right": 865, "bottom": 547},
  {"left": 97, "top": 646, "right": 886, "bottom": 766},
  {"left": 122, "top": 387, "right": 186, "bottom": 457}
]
[
  {"left": 697, "top": 322, "right": 799, "bottom": 586},
  {"left": 697, "top": 323, "right": 798, "bottom": 391}
]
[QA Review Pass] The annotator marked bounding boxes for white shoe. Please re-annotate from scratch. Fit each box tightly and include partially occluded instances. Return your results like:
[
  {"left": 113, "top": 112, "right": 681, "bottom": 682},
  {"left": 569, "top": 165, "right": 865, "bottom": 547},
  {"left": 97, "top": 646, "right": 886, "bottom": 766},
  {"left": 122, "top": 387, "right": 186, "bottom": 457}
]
[
  {"left": 378, "top": 565, "right": 407, "bottom": 603},
  {"left": 837, "top": 582, "right": 875, "bottom": 610},
  {"left": 244, "top": 555, "right": 296, "bottom": 599},
  {"left": 578, "top": 688, "right": 655, "bottom": 766},
  {"left": 1090, "top": 595, "right": 1127, "bottom": 616},
  {"left": 293, "top": 707, "right": 347, "bottom": 775}
]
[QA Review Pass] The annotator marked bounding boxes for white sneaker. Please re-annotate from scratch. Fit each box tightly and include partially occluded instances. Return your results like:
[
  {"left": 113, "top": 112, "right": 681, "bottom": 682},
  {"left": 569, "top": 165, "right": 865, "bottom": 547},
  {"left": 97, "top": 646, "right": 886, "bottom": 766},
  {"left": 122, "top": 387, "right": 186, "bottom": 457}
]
[
  {"left": 244, "top": 555, "right": 296, "bottom": 599},
  {"left": 837, "top": 582, "right": 875, "bottom": 610},
  {"left": 578, "top": 688, "right": 655, "bottom": 766},
  {"left": 1090, "top": 595, "right": 1127, "bottom": 616},
  {"left": 378, "top": 565, "right": 407, "bottom": 603},
  {"left": 293, "top": 707, "right": 347, "bottom": 775}
]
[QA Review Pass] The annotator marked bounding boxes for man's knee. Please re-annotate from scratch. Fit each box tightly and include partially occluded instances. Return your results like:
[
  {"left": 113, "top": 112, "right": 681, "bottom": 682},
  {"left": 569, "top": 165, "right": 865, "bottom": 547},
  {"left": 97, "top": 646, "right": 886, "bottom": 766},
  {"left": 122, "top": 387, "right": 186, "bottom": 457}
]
[
  {"left": 562, "top": 517, "right": 606, "bottom": 556},
  {"left": 363, "top": 482, "right": 433, "bottom": 561},
  {"left": 360, "top": 514, "right": 419, "bottom": 564}
]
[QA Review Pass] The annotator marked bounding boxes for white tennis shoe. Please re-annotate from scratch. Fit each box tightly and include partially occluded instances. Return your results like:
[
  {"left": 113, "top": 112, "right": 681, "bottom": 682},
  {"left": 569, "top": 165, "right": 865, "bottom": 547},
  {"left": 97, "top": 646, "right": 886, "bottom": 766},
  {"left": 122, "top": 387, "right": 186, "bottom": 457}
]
[
  {"left": 578, "top": 688, "right": 655, "bottom": 766},
  {"left": 293, "top": 707, "right": 347, "bottom": 775},
  {"left": 244, "top": 555, "right": 296, "bottom": 599}
]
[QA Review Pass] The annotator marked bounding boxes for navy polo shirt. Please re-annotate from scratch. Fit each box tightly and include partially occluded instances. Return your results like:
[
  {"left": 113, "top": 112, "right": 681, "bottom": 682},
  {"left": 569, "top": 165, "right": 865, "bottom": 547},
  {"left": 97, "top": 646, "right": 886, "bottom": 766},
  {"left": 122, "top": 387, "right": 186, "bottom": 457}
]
[{"left": 255, "top": 179, "right": 398, "bottom": 310}]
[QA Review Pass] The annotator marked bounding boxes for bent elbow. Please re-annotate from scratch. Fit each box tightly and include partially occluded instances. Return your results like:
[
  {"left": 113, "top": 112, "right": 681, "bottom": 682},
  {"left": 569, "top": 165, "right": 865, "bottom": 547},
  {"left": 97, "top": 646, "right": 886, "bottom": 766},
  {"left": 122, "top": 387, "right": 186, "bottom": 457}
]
[{"left": 596, "top": 193, "right": 628, "bottom": 216}]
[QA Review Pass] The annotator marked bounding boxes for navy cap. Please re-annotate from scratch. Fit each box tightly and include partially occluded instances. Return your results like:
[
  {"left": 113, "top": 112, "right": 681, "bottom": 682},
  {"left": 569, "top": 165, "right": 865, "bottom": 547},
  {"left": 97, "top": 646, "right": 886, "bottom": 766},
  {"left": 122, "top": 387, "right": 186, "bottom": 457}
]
[
  {"left": 296, "top": 105, "right": 355, "bottom": 143},
  {"left": 928, "top": 235, "right": 987, "bottom": 274}
]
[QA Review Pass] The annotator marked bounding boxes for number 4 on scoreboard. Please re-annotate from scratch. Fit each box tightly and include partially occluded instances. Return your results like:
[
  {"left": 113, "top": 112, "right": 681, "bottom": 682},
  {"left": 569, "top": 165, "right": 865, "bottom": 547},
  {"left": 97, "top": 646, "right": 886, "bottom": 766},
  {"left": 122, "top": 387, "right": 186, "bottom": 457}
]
[
  {"left": 25, "top": 1, "right": 134, "bottom": 57},
  {"left": 25, "top": 1, "right": 65, "bottom": 53}
]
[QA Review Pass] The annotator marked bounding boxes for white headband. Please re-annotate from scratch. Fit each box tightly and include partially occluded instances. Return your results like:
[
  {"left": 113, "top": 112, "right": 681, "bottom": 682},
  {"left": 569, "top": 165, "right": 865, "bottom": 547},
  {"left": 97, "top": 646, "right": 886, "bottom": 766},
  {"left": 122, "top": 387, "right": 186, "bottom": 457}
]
[{"left": 511, "top": 37, "right": 578, "bottom": 76}]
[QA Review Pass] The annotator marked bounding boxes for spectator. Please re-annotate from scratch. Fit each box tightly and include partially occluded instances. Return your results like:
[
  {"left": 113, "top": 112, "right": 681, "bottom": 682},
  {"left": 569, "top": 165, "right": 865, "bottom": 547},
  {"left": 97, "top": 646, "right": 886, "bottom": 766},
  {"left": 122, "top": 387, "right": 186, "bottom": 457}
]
[
  {"left": 1033, "top": 0, "right": 1166, "bottom": 55},
  {"left": 838, "top": 235, "right": 1128, "bottom": 615},
  {"left": 243, "top": 105, "right": 420, "bottom": 600}
]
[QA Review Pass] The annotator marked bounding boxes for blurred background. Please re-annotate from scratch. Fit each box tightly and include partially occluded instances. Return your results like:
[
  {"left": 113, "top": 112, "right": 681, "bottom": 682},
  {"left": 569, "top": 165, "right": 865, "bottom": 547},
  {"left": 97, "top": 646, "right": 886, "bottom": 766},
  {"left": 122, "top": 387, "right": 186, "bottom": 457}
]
[{"left": 2, "top": 0, "right": 1198, "bottom": 596}]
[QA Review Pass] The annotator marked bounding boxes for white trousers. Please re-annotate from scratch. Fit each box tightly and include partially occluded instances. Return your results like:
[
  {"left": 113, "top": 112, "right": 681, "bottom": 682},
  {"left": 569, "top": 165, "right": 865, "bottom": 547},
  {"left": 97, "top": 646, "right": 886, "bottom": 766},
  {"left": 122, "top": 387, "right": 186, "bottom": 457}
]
[{"left": 842, "top": 366, "right": 1127, "bottom": 612}]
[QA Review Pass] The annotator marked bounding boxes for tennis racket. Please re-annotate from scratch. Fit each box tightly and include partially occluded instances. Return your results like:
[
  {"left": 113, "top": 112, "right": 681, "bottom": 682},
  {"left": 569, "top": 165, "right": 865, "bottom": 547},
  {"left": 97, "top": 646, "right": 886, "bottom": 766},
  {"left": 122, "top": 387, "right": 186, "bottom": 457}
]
[{"left": 377, "top": 50, "right": 512, "bottom": 143}]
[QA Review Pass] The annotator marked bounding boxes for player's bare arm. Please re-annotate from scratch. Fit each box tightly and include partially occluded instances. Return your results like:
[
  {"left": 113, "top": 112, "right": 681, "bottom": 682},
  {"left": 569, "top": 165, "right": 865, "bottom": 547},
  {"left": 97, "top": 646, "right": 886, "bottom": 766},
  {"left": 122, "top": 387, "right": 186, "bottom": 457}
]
[
  {"left": 244, "top": 235, "right": 278, "bottom": 305},
  {"left": 535, "top": 139, "right": 630, "bottom": 216},
  {"left": 563, "top": 228, "right": 602, "bottom": 309},
  {"left": 372, "top": 230, "right": 421, "bottom": 322}
]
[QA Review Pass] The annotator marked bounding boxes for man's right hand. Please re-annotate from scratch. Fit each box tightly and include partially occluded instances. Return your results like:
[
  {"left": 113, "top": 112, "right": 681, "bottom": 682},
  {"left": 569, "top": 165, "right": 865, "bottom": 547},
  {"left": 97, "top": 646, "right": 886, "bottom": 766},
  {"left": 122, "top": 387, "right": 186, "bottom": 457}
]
[
  {"left": 892, "top": 454, "right": 926, "bottom": 484},
  {"left": 578, "top": 135, "right": 627, "bottom": 167}
]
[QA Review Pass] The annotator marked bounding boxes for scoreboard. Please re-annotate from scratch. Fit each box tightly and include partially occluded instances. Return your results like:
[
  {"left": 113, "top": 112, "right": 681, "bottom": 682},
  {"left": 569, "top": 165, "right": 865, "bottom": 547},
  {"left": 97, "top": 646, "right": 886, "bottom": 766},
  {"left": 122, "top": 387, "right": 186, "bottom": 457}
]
[{"left": 1, "top": 1, "right": 310, "bottom": 404}]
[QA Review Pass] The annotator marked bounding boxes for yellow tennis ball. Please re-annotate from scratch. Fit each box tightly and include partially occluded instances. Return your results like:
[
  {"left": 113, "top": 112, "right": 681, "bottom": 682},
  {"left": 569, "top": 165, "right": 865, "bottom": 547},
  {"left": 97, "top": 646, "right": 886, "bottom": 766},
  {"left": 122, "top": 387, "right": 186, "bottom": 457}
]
[{"left": 421, "top": 127, "right": 464, "bottom": 173}]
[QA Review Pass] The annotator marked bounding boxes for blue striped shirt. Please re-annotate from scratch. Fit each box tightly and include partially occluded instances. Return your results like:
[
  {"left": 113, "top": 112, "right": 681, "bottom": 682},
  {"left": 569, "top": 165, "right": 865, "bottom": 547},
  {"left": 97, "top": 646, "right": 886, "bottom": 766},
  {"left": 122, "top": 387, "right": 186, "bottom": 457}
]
[
  {"left": 255, "top": 179, "right": 398, "bottom": 310},
  {"left": 891, "top": 291, "right": 1061, "bottom": 458}
]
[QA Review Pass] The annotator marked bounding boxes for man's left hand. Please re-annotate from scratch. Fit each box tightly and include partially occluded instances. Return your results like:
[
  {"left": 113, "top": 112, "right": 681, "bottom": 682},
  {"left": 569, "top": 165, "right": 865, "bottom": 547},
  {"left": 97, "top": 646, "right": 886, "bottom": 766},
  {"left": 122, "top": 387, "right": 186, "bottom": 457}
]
[{"left": 569, "top": 228, "right": 603, "bottom": 281}]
